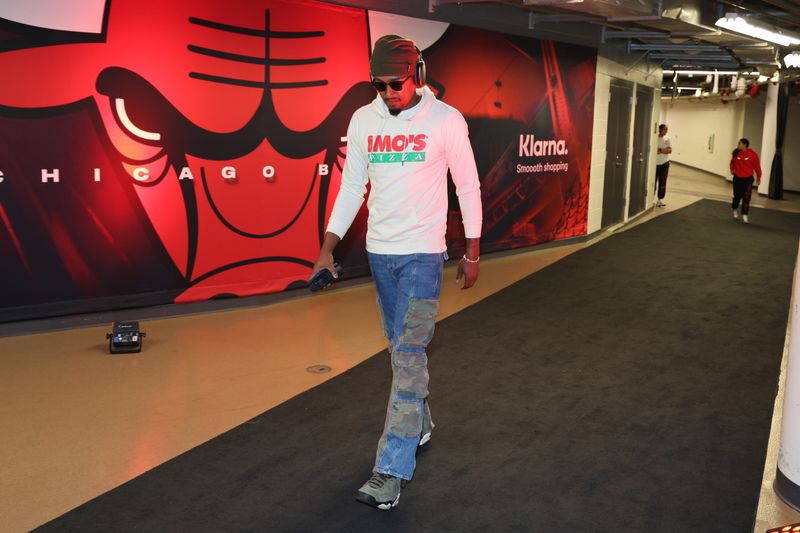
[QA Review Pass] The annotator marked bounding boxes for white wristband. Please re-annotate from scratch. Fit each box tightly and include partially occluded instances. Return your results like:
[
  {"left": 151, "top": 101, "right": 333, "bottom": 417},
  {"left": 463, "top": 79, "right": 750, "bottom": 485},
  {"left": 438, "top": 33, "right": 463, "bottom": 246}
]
[{"left": 461, "top": 254, "right": 480, "bottom": 264}]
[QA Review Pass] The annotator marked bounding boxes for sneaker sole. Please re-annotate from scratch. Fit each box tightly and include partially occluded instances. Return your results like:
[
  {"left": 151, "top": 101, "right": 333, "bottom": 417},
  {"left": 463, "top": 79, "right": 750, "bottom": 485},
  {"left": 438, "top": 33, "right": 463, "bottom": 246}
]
[{"left": 356, "top": 491, "right": 400, "bottom": 510}]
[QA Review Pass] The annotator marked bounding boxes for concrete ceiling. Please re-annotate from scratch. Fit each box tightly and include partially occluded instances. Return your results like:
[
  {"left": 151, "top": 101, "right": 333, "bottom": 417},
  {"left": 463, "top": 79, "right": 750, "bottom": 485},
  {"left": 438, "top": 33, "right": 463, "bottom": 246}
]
[
  {"left": 330, "top": 0, "right": 800, "bottom": 93},
  {"left": 430, "top": 0, "right": 800, "bottom": 72}
]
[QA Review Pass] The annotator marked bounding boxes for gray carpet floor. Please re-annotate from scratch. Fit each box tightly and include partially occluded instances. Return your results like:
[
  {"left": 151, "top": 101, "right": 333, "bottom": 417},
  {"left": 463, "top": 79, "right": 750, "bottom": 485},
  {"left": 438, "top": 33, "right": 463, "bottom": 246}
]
[{"left": 37, "top": 200, "right": 800, "bottom": 532}]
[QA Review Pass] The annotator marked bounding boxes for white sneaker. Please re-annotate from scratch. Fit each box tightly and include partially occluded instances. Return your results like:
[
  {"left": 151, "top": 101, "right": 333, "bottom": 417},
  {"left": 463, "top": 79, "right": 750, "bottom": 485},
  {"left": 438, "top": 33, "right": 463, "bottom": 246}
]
[
  {"left": 733, "top": 210, "right": 739, "bottom": 219},
  {"left": 656, "top": 199, "right": 665, "bottom": 207},
  {"left": 742, "top": 214, "right": 749, "bottom": 224}
]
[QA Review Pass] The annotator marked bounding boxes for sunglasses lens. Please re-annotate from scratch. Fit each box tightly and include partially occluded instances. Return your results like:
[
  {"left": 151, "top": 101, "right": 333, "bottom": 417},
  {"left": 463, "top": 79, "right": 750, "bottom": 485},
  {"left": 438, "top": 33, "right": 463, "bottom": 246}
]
[{"left": 371, "top": 77, "right": 408, "bottom": 92}]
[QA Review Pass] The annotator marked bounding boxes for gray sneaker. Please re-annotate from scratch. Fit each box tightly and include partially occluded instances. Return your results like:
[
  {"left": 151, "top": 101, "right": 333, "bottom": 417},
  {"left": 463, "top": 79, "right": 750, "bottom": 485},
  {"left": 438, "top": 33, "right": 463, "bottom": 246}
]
[
  {"left": 419, "top": 430, "right": 432, "bottom": 447},
  {"left": 356, "top": 473, "right": 402, "bottom": 510}
]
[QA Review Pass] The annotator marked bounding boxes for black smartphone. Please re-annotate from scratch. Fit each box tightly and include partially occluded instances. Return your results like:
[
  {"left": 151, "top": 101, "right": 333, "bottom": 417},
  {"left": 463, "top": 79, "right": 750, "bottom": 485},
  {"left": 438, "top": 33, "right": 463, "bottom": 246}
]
[{"left": 309, "top": 263, "right": 343, "bottom": 292}]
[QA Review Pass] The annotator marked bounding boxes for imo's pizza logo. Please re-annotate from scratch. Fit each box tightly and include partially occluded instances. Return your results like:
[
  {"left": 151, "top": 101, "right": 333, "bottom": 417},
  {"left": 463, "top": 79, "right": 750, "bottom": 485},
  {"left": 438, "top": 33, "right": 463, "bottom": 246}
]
[
  {"left": 0, "top": 0, "right": 375, "bottom": 302},
  {"left": 367, "top": 133, "right": 427, "bottom": 163}
]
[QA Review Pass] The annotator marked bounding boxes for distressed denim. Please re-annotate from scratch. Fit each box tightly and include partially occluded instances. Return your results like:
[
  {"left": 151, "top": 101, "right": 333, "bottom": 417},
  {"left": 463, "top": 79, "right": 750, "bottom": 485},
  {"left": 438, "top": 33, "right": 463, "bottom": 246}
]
[{"left": 368, "top": 252, "right": 444, "bottom": 481}]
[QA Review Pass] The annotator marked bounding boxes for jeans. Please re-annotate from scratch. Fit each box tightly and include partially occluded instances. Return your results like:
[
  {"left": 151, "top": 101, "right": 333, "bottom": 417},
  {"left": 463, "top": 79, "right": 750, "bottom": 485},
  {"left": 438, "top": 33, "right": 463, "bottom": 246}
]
[{"left": 367, "top": 252, "right": 445, "bottom": 481}]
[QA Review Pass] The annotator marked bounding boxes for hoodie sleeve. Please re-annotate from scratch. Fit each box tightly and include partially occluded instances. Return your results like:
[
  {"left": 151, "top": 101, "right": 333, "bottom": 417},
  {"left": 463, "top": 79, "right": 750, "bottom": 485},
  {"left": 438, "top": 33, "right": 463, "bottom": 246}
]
[
  {"left": 325, "top": 113, "right": 369, "bottom": 239},
  {"left": 443, "top": 111, "right": 483, "bottom": 239},
  {"left": 753, "top": 150, "right": 762, "bottom": 180}
]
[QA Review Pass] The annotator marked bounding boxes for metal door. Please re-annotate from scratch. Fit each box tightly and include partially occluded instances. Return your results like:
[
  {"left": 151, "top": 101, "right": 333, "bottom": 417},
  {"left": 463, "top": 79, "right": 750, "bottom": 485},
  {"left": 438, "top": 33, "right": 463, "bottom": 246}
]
[
  {"left": 628, "top": 85, "right": 653, "bottom": 217},
  {"left": 602, "top": 80, "right": 632, "bottom": 227}
]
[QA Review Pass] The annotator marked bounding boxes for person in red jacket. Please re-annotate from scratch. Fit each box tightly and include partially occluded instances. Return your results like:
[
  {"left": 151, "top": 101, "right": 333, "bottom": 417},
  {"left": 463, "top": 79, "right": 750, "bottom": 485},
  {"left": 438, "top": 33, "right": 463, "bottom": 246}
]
[{"left": 729, "top": 138, "right": 762, "bottom": 223}]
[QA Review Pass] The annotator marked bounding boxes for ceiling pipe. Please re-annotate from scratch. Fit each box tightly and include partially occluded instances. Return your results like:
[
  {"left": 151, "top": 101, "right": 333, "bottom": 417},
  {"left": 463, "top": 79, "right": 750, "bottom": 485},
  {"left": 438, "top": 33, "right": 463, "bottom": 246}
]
[
  {"left": 663, "top": 61, "right": 743, "bottom": 68},
  {"left": 628, "top": 43, "right": 725, "bottom": 51},
  {"left": 603, "top": 29, "right": 670, "bottom": 40},
  {"left": 648, "top": 53, "right": 736, "bottom": 60}
]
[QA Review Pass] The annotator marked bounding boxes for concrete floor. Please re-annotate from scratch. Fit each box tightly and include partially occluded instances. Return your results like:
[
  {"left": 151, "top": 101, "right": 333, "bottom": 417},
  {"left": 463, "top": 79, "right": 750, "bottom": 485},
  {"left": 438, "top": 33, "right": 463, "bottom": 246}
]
[{"left": 0, "top": 163, "right": 798, "bottom": 532}]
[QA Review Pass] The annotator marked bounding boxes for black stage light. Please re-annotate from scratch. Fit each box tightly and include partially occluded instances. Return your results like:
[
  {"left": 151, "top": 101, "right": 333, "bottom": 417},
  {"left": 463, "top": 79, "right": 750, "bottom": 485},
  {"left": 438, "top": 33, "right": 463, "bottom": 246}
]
[{"left": 106, "top": 321, "right": 146, "bottom": 354}]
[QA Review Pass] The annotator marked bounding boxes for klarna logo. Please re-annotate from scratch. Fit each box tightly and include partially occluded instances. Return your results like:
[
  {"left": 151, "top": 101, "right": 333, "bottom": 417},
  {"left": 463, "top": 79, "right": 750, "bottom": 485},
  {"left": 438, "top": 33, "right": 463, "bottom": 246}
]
[
  {"left": 518, "top": 134, "right": 569, "bottom": 157},
  {"left": 367, "top": 134, "right": 427, "bottom": 163}
]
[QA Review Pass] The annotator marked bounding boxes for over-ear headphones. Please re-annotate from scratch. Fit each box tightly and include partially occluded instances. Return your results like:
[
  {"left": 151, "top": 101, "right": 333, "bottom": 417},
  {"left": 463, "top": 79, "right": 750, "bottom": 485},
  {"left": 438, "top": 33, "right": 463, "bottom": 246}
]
[{"left": 413, "top": 46, "right": 426, "bottom": 87}]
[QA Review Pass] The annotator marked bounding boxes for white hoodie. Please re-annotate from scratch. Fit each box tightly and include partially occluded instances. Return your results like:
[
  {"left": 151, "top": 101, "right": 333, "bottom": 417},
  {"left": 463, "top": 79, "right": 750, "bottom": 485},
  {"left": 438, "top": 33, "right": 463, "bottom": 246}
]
[{"left": 326, "top": 86, "right": 482, "bottom": 254}]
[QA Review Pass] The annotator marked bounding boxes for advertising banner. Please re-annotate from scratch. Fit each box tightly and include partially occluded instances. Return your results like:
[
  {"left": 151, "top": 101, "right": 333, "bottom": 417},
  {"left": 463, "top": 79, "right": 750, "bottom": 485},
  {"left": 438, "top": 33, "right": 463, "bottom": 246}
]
[{"left": 0, "top": 0, "right": 595, "bottom": 321}]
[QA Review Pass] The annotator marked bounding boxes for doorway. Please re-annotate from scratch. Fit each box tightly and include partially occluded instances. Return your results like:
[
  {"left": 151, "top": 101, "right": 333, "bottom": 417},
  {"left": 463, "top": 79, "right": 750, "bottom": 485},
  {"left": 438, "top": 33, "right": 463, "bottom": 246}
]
[
  {"left": 628, "top": 85, "right": 653, "bottom": 217},
  {"left": 602, "top": 79, "right": 633, "bottom": 227}
]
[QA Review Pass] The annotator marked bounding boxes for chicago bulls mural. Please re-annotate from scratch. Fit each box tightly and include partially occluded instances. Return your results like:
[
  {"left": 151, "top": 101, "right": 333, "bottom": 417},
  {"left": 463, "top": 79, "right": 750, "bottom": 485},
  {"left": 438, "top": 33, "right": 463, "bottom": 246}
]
[{"left": 0, "top": 1, "right": 596, "bottom": 322}]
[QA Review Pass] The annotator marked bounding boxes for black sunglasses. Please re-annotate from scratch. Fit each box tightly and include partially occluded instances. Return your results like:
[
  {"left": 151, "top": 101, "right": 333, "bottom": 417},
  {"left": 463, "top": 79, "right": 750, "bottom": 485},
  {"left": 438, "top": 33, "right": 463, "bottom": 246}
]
[{"left": 371, "top": 76, "right": 411, "bottom": 92}]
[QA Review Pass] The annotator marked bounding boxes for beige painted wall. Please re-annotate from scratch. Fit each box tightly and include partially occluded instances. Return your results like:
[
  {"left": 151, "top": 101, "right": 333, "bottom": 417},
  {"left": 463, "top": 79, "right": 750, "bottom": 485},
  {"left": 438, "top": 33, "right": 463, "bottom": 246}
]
[{"left": 659, "top": 98, "right": 747, "bottom": 178}]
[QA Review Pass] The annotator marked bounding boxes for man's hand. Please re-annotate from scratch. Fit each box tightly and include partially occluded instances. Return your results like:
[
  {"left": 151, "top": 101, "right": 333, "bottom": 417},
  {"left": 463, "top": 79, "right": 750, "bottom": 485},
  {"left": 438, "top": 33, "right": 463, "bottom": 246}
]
[
  {"left": 456, "top": 258, "right": 479, "bottom": 289},
  {"left": 310, "top": 251, "right": 337, "bottom": 281},
  {"left": 310, "top": 232, "right": 341, "bottom": 281},
  {"left": 456, "top": 238, "right": 480, "bottom": 290}
]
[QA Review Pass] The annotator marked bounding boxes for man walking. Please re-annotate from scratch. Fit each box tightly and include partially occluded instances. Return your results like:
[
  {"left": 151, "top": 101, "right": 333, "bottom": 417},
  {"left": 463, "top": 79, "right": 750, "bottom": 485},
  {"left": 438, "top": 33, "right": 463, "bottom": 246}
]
[
  {"left": 655, "top": 123, "right": 671, "bottom": 207},
  {"left": 311, "top": 35, "right": 483, "bottom": 510},
  {"left": 729, "top": 138, "right": 762, "bottom": 223}
]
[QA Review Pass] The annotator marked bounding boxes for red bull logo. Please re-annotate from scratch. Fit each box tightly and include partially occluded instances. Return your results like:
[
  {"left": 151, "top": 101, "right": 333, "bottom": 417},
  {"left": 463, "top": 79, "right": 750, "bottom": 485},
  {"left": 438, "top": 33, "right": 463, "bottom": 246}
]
[{"left": 0, "top": 0, "right": 375, "bottom": 302}]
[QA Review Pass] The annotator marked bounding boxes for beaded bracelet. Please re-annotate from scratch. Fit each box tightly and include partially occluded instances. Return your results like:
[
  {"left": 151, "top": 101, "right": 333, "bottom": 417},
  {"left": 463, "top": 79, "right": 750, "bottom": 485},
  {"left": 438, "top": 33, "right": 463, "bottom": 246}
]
[{"left": 461, "top": 254, "right": 480, "bottom": 264}]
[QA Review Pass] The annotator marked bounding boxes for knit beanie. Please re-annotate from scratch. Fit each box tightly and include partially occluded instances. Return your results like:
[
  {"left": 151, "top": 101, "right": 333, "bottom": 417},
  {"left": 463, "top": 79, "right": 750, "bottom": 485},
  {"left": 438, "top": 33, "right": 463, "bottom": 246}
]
[{"left": 370, "top": 35, "right": 419, "bottom": 77}]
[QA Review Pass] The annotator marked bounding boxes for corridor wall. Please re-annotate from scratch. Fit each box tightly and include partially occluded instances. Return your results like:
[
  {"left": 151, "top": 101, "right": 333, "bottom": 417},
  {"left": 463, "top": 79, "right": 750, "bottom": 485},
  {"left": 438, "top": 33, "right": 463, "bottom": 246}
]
[
  {"left": 587, "top": 52, "right": 661, "bottom": 234},
  {"left": 658, "top": 98, "right": 749, "bottom": 178}
]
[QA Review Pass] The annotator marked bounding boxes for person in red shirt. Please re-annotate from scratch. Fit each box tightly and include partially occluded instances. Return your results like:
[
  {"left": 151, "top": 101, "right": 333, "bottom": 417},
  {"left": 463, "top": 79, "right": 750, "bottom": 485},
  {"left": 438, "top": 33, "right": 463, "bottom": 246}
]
[{"left": 729, "top": 138, "right": 762, "bottom": 223}]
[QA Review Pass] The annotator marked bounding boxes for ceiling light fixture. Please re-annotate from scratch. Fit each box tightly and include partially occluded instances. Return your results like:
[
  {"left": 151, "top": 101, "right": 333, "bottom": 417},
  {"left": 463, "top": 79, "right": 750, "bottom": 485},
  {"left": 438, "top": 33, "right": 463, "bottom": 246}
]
[
  {"left": 785, "top": 51, "right": 800, "bottom": 68},
  {"left": 715, "top": 13, "right": 800, "bottom": 47},
  {"left": 663, "top": 70, "right": 760, "bottom": 76}
]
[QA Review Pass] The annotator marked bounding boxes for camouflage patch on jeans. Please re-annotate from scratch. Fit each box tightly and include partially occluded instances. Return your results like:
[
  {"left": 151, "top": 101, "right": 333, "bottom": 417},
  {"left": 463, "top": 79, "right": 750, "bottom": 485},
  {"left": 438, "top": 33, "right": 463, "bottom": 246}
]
[
  {"left": 398, "top": 298, "right": 439, "bottom": 349},
  {"left": 387, "top": 398, "right": 423, "bottom": 438},
  {"left": 393, "top": 349, "right": 429, "bottom": 398}
]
